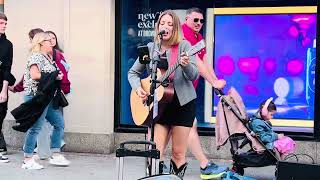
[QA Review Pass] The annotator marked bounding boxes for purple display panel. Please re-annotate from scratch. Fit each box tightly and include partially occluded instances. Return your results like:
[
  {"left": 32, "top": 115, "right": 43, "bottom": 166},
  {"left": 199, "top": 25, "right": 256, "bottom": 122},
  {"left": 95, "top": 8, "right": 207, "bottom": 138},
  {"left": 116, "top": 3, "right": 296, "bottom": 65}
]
[{"left": 214, "top": 14, "right": 317, "bottom": 122}]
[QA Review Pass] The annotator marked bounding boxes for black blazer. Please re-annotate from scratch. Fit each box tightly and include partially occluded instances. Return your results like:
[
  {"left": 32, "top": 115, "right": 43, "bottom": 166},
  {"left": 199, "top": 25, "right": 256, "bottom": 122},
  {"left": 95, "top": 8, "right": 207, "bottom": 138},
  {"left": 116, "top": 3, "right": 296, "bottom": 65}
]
[
  {"left": 11, "top": 71, "right": 59, "bottom": 132},
  {"left": 0, "top": 34, "right": 15, "bottom": 86}
]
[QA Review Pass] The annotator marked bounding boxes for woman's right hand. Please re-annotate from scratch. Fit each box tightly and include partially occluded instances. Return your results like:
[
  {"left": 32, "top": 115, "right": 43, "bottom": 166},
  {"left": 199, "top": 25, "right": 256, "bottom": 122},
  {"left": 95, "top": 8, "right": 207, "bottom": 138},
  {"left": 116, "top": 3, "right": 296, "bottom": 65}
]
[
  {"left": 56, "top": 71, "right": 64, "bottom": 80},
  {"left": 179, "top": 52, "right": 190, "bottom": 67},
  {"left": 278, "top": 133, "right": 284, "bottom": 139},
  {"left": 136, "top": 87, "right": 148, "bottom": 103},
  {"left": 8, "top": 86, "right": 16, "bottom": 93},
  {"left": 212, "top": 79, "right": 226, "bottom": 90}
]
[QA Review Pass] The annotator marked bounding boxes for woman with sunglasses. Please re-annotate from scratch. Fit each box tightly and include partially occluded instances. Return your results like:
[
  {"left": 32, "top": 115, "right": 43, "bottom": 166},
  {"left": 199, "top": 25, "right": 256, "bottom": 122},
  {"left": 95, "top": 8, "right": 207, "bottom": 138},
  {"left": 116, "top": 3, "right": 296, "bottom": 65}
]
[
  {"left": 9, "top": 29, "right": 70, "bottom": 160},
  {"left": 128, "top": 10, "right": 198, "bottom": 178},
  {"left": 32, "top": 31, "right": 71, "bottom": 160},
  {"left": 21, "top": 32, "right": 70, "bottom": 170}
]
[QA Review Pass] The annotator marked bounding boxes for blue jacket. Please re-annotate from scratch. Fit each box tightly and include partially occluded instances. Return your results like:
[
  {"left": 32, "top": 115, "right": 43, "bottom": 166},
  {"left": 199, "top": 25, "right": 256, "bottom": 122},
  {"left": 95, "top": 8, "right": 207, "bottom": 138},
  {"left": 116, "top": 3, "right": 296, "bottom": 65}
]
[{"left": 249, "top": 114, "right": 278, "bottom": 149}]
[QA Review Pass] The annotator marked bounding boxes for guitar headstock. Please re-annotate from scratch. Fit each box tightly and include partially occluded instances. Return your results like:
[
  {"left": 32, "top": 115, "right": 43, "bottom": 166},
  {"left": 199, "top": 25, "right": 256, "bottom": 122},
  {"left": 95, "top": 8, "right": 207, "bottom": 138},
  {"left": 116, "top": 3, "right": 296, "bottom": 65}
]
[{"left": 187, "top": 40, "right": 206, "bottom": 56}]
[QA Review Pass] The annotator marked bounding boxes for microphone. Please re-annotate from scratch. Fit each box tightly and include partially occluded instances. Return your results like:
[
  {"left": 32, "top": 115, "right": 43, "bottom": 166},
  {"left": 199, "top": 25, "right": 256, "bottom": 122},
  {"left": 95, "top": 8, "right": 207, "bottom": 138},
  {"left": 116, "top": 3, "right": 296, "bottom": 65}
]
[
  {"left": 158, "top": 28, "right": 168, "bottom": 36},
  {"left": 137, "top": 45, "right": 151, "bottom": 64}
]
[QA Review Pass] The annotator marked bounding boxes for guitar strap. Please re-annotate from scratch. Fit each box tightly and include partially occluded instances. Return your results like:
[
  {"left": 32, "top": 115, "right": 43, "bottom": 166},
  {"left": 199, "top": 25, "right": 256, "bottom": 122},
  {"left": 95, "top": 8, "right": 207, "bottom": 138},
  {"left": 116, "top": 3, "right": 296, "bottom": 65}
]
[{"left": 168, "top": 44, "right": 179, "bottom": 81}]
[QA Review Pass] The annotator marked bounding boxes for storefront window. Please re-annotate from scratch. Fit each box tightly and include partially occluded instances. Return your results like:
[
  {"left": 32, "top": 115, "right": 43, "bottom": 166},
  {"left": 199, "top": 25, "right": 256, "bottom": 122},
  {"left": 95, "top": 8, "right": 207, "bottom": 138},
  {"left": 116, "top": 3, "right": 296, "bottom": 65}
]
[
  {"left": 115, "top": 0, "right": 319, "bottom": 137},
  {"left": 115, "top": 0, "right": 212, "bottom": 131},
  {"left": 213, "top": 9, "right": 317, "bottom": 133}
]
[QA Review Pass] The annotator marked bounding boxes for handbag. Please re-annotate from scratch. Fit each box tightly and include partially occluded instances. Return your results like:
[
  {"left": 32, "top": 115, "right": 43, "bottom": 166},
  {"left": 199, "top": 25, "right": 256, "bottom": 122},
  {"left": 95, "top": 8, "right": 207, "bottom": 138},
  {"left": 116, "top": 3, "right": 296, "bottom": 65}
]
[{"left": 58, "top": 90, "right": 69, "bottom": 107}]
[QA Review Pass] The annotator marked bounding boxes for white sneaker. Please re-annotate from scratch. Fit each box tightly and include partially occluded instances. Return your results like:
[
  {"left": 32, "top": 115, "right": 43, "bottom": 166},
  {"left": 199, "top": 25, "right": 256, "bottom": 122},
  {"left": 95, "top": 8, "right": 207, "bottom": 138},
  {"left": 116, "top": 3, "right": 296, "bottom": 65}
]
[
  {"left": 33, "top": 147, "right": 38, "bottom": 153},
  {"left": 0, "top": 155, "right": 9, "bottom": 163},
  {"left": 21, "top": 159, "right": 44, "bottom": 170},
  {"left": 33, "top": 154, "right": 50, "bottom": 160},
  {"left": 49, "top": 154, "right": 70, "bottom": 166},
  {"left": 61, "top": 141, "right": 66, "bottom": 150},
  {"left": 32, "top": 154, "right": 40, "bottom": 161}
]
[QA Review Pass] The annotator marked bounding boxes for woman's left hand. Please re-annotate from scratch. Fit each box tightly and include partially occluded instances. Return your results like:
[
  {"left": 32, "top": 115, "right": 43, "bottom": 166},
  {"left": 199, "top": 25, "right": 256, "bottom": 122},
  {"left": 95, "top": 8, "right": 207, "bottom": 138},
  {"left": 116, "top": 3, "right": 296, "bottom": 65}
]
[
  {"left": 56, "top": 71, "right": 64, "bottom": 80},
  {"left": 179, "top": 52, "right": 189, "bottom": 67},
  {"left": 0, "top": 90, "right": 8, "bottom": 103}
]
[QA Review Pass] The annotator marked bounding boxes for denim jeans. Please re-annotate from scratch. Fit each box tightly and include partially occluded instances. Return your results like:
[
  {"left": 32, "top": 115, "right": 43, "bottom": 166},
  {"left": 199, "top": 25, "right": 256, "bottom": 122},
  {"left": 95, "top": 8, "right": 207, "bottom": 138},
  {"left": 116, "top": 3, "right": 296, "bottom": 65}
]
[
  {"left": 37, "top": 121, "right": 51, "bottom": 158},
  {"left": 37, "top": 107, "right": 65, "bottom": 158},
  {"left": 23, "top": 95, "right": 64, "bottom": 157}
]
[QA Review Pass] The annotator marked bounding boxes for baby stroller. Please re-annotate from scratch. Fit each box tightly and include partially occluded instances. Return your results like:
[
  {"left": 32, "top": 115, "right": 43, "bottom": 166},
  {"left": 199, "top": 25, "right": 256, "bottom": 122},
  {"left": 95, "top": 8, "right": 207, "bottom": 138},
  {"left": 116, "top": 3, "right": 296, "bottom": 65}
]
[{"left": 214, "top": 87, "right": 279, "bottom": 175}]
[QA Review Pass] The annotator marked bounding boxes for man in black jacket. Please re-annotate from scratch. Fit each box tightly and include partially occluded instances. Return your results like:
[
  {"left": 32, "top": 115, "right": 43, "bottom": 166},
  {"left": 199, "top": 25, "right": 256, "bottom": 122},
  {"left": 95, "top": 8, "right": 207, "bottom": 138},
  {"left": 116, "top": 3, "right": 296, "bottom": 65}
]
[{"left": 0, "top": 12, "right": 13, "bottom": 161}]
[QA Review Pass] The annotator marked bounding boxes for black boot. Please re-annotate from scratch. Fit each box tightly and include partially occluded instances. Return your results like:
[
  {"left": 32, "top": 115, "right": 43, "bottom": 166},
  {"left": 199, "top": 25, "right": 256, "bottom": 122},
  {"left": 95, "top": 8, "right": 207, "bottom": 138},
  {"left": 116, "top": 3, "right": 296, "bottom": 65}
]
[
  {"left": 169, "top": 159, "right": 188, "bottom": 179},
  {"left": 159, "top": 161, "right": 164, "bottom": 174}
]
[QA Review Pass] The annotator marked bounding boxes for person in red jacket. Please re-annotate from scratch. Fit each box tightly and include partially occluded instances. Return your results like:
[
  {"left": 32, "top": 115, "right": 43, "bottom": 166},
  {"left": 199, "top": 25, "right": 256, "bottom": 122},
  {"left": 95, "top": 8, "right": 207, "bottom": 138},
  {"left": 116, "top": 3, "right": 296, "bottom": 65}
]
[
  {"left": 46, "top": 31, "right": 71, "bottom": 94},
  {"left": 182, "top": 8, "right": 227, "bottom": 179}
]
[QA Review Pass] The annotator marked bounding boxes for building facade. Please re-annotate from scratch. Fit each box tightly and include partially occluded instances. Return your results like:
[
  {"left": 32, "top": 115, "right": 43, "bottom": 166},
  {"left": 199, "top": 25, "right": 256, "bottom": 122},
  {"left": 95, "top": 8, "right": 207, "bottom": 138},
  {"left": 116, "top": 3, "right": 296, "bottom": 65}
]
[{"left": 3, "top": 0, "right": 116, "bottom": 153}]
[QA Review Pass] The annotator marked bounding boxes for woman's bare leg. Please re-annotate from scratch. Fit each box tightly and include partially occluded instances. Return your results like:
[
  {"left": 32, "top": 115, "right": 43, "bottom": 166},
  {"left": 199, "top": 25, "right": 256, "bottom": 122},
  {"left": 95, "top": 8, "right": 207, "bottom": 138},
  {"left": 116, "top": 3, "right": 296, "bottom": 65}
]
[
  {"left": 171, "top": 126, "right": 191, "bottom": 167},
  {"left": 154, "top": 124, "right": 170, "bottom": 160},
  {"left": 188, "top": 119, "right": 209, "bottom": 168}
]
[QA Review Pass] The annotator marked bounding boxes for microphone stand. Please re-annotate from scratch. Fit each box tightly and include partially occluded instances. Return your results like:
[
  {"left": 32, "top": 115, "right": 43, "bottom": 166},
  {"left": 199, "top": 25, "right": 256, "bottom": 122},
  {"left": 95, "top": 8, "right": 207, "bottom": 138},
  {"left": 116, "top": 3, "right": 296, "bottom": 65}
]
[
  {"left": 116, "top": 35, "right": 163, "bottom": 179},
  {"left": 149, "top": 34, "right": 163, "bottom": 142},
  {"left": 145, "top": 34, "right": 163, "bottom": 175}
]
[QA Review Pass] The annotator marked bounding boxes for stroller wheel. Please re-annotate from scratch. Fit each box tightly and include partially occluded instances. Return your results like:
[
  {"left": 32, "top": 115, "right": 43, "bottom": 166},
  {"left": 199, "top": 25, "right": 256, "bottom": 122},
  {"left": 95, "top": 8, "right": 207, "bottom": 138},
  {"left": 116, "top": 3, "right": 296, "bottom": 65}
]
[{"left": 231, "top": 165, "right": 244, "bottom": 176}]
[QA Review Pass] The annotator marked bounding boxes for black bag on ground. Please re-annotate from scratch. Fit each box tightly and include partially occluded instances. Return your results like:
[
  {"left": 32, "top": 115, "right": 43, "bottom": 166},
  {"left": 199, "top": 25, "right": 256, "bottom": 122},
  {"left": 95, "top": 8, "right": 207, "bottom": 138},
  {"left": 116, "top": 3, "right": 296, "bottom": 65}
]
[{"left": 276, "top": 161, "right": 320, "bottom": 180}]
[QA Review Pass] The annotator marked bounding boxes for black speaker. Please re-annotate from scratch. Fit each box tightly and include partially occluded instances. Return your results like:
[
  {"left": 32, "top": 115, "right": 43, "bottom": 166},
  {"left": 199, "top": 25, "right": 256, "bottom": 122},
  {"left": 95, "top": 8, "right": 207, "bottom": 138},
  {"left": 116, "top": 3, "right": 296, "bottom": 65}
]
[{"left": 276, "top": 161, "right": 320, "bottom": 180}]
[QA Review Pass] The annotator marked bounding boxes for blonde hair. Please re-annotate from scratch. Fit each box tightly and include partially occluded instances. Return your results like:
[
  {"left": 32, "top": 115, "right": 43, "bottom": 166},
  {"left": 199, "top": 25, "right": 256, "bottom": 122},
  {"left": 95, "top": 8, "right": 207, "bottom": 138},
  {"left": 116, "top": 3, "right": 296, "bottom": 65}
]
[
  {"left": 29, "top": 32, "right": 51, "bottom": 53},
  {"left": 154, "top": 10, "right": 182, "bottom": 46}
]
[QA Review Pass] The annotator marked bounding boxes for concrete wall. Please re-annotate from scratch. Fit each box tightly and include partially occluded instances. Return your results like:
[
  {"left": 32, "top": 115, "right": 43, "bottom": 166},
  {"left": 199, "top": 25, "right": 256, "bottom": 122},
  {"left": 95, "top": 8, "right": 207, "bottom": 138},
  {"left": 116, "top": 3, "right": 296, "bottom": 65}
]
[{"left": 3, "top": 0, "right": 115, "bottom": 153}]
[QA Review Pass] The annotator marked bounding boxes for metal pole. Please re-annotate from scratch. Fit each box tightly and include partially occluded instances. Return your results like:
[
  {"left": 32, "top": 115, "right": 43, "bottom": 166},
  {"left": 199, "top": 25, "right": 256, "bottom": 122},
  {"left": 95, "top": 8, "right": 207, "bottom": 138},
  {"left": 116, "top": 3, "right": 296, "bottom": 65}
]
[{"left": 314, "top": 1, "right": 320, "bottom": 141}]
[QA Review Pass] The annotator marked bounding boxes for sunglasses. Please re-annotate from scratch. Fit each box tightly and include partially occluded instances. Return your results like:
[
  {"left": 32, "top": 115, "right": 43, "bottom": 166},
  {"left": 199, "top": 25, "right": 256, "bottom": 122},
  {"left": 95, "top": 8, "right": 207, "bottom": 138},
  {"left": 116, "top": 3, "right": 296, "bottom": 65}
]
[
  {"left": 193, "top": 18, "right": 205, "bottom": 24},
  {"left": 43, "top": 38, "right": 52, "bottom": 42}
]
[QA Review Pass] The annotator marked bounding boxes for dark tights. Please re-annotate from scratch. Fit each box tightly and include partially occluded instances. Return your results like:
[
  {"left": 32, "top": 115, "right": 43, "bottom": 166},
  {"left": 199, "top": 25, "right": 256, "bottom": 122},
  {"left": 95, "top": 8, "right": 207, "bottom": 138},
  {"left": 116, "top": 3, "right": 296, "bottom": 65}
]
[{"left": 0, "top": 101, "right": 8, "bottom": 150}]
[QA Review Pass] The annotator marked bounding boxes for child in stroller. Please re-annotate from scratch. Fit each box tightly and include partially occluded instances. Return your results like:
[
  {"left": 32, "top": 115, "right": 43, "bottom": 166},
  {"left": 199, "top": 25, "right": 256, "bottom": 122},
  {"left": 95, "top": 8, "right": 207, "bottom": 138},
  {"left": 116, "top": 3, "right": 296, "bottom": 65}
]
[
  {"left": 215, "top": 88, "right": 295, "bottom": 176},
  {"left": 250, "top": 98, "right": 296, "bottom": 160}
]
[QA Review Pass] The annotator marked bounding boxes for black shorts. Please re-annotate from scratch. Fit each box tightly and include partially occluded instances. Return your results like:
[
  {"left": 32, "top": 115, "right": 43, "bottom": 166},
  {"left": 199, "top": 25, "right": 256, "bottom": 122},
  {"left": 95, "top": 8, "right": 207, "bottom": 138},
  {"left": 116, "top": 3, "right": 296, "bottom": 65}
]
[{"left": 157, "top": 93, "right": 196, "bottom": 127}]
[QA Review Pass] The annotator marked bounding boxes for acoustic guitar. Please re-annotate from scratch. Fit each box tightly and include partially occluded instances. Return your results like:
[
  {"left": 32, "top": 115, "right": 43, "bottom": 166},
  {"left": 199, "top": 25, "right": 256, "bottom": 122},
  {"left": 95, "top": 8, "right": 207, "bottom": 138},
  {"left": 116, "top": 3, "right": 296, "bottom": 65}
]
[{"left": 130, "top": 40, "right": 206, "bottom": 126}]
